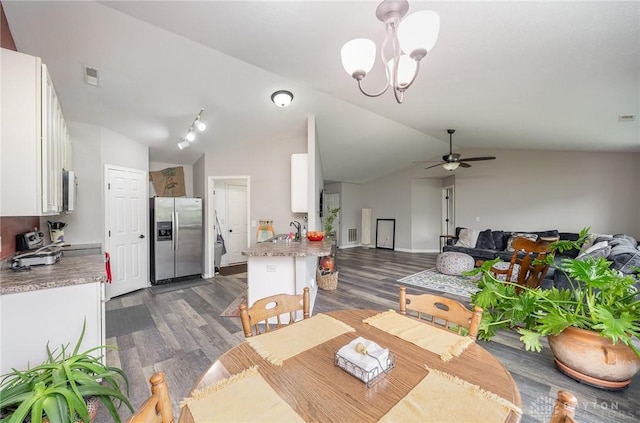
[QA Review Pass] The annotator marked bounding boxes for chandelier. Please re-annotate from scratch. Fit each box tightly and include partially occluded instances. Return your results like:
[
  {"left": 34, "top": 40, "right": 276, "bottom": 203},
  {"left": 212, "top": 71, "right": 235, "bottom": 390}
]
[{"left": 340, "top": 0, "right": 440, "bottom": 104}]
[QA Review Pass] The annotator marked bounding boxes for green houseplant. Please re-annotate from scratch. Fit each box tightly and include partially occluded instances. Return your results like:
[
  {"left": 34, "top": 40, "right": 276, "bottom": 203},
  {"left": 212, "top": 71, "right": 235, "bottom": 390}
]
[
  {"left": 323, "top": 207, "right": 340, "bottom": 235},
  {"left": 0, "top": 322, "right": 133, "bottom": 423},
  {"left": 470, "top": 228, "right": 640, "bottom": 387}
]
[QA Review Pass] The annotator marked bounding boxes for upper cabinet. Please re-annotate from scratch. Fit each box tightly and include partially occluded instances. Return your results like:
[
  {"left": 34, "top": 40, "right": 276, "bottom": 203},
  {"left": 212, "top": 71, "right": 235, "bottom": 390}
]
[
  {"left": 1, "top": 48, "right": 71, "bottom": 216},
  {"left": 291, "top": 153, "right": 308, "bottom": 213}
]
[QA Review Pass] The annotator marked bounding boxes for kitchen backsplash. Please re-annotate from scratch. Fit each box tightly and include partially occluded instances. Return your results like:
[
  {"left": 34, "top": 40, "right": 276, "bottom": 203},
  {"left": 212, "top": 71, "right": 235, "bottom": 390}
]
[{"left": 0, "top": 216, "right": 40, "bottom": 260}]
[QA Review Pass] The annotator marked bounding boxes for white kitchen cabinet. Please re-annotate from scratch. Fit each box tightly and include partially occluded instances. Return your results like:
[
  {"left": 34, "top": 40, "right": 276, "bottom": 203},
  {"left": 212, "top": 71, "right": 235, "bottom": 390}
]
[
  {"left": 1, "top": 48, "right": 71, "bottom": 216},
  {"left": 291, "top": 153, "right": 308, "bottom": 213},
  {"left": 0, "top": 281, "right": 105, "bottom": 375}
]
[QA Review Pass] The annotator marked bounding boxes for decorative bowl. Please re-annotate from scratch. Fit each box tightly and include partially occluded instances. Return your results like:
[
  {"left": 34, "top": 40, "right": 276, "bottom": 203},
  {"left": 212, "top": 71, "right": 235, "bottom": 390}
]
[{"left": 307, "top": 231, "right": 324, "bottom": 241}]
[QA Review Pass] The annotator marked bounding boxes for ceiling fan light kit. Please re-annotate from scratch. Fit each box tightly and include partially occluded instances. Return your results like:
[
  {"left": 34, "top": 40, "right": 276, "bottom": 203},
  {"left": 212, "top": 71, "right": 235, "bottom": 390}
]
[
  {"left": 423, "top": 129, "right": 497, "bottom": 171},
  {"left": 177, "top": 108, "right": 206, "bottom": 150},
  {"left": 340, "top": 0, "right": 440, "bottom": 104}
]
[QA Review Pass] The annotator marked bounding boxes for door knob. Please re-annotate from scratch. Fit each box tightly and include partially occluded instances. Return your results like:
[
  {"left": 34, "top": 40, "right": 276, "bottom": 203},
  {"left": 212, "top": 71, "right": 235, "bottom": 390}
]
[{"left": 139, "top": 234, "right": 145, "bottom": 239}]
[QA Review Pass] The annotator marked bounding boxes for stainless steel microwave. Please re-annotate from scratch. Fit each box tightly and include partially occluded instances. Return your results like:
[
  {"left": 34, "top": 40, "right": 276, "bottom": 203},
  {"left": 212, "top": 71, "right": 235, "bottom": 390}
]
[{"left": 63, "top": 169, "right": 77, "bottom": 212}]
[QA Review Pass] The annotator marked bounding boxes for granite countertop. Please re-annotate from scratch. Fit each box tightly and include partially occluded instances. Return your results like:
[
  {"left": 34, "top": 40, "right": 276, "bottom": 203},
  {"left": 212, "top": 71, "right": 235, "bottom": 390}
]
[
  {"left": 0, "top": 254, "right": 106, "bottom": 295},
  {"left": 243, "top": 238, "right": 332, "bottom": 257}
]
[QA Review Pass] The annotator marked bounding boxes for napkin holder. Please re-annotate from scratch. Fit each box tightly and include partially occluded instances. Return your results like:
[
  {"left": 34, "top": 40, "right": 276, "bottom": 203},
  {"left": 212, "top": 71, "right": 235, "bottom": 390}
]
[{"left": 334, "top": 337, "right": 395, "bottom": 387}]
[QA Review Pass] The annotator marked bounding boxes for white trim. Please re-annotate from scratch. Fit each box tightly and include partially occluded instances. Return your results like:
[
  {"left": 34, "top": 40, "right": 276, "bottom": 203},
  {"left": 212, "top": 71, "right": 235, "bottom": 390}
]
[
  {"left": 205, "top": 175, "right": 251, "bottom": 278},
  {"left": 103, "top": 164, "right": 149, "bottom": 300}
]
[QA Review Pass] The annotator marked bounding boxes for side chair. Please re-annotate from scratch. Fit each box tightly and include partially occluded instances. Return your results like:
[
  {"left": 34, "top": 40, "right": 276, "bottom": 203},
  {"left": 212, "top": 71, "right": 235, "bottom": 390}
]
[
  {"left": 398, "top": 286, "right": 483, "bottom": 339},
  {"left": 490, "top": 237, "right": 552, "bottom": 290},
  {"left": 126, "top": 372, "right": 174, "bottom": 423},
  {"left": 549, "top": 390, "right": 578, "bottom": 423},
  {"left": 240, "top": 287, "right": 310, "bottom": 337}
]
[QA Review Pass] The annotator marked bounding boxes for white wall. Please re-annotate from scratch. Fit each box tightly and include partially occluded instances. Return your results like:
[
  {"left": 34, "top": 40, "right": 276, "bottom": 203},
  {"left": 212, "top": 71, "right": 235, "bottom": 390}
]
[
  {"left": 200, "top": 133, "right": 306, "bottom": 246},
  {"left": 411, "top": 179, "right": 442, "bottom": 252},
  {"left": 327, "top": 149, "right": 640, "bottom": 252},
  {"left": 453, "top": 149, "right": 640, "bottom": 238},
  {"left": 149, "top": 161, "right": 194, "bottom": 197},
  {"left": 42, "top": 123, "right": 149, "bottom": 246}
]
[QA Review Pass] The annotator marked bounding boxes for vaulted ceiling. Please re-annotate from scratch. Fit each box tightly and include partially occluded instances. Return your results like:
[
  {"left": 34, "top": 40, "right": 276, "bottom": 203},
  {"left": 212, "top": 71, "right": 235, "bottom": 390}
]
[{"left": 3, "top": 1, "right": 639, "bottom": 183}]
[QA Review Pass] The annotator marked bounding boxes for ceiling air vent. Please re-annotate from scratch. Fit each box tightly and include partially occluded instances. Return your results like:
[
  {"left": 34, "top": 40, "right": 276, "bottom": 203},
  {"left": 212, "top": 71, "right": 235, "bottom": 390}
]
[
  {"left": 618, "top": 115, "right": 635, "bottom": 122},
  {"left": 83, "top": 65, "right": 99, "bottom": 87}
]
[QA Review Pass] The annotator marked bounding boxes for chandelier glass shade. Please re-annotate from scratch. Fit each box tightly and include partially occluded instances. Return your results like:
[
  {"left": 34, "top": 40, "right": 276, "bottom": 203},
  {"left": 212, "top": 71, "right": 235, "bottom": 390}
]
[{"left": 341, "top": 0, "right": 440, "bottom": 103}]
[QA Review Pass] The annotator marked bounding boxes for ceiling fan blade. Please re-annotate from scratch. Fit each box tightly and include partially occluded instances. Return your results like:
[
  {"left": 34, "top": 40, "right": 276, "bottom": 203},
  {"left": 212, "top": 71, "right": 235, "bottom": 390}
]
[
  {"left": 458, "top": 156, "right": 496, "bottom": 162},
  {"left": 413, "top": 160, "right": 446, "bottom": 164},
  {"left": 424, "top": 162, "right": 446, "bottom": 170},
  {"left": 459, "top": 162, "right": 472, "bottom": 168}
]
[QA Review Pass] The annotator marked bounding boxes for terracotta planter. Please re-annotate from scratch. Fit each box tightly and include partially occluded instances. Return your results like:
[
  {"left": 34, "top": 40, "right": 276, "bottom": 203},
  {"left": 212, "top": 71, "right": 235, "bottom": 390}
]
[{"left": 548, "top": 326, "right": 640, "bottom": 390}]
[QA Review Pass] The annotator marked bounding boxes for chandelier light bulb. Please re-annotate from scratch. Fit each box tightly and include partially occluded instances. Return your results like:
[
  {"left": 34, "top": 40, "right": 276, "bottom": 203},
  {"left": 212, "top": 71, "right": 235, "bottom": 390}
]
[{"left": 186, "top": 130, "right": 196, "bottom": 142}]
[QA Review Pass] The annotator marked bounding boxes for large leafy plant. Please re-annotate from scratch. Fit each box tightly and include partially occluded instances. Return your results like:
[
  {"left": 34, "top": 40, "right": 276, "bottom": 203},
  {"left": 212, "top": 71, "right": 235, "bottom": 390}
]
[
  {"left": 0, "top": 322, "right": 133, "bottom": 423},
  {"left": 323, "top": 207, "right": 340, "bottom": 234},
  {"left": 470, "top": 228, "right": 640, "bottom": 358}
]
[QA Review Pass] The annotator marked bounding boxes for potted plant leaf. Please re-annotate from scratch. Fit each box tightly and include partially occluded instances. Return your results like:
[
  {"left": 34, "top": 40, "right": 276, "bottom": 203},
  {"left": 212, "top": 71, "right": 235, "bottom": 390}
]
[
  {"left": 0, "top": 321, "right": 133, "bottom": 423},
  {"left": 470, "top": 227, "right": 640, "bottom": 389},
  {"left": 323, "top": 207, "right": 340, "bottom": 236}
]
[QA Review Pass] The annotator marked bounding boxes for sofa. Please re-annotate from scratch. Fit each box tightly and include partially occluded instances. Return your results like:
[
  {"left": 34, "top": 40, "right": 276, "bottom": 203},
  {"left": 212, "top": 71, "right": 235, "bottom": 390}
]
[{"left": 442, "top": 228, "right": 640, "bottom": 288}]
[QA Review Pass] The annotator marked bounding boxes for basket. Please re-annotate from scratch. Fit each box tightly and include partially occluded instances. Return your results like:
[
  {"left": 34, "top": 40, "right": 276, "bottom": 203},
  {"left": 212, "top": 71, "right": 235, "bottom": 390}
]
[{"left": 317, "top": 270, "right": 338, "bottom": 290}]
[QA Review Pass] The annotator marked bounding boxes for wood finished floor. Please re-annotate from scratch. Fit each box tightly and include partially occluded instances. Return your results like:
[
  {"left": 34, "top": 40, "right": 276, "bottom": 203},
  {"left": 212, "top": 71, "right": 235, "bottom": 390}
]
[{"left": 99, "top": 248, "right": 640, "bottom": 423}]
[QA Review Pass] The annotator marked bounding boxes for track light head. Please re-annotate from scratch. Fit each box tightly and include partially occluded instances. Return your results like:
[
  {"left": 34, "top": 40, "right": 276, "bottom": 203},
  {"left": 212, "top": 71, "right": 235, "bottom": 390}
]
[{"left": 177, "top": 139, "right": 191, "bottom": 150}]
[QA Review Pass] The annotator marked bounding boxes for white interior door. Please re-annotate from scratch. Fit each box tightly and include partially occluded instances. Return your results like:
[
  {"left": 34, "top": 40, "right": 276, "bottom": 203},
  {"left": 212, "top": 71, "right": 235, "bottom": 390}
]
[
  {"left": 227, "top": 184, "right": 248, "bottom": 264},
  {"left": 105, "top": 166, "right": 148, "bottom": 298}
]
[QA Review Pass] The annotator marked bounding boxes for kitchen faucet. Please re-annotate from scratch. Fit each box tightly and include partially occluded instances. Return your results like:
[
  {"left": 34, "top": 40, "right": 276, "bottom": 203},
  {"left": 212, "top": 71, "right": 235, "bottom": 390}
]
[{"left": 290, "top": 221, "right": 301, "bottom": 242}]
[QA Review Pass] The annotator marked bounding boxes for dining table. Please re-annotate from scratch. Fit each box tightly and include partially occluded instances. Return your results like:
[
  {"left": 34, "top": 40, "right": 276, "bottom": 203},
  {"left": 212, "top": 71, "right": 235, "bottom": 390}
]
[{"left": 179, "top": 309, "right": 522, "bottom": 423}]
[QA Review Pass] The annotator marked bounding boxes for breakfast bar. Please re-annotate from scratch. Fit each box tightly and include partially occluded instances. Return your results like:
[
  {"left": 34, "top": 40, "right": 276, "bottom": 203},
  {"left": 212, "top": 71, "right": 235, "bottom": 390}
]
[{"left": 242, "top": 238, "right": 332, "bottom": 320}]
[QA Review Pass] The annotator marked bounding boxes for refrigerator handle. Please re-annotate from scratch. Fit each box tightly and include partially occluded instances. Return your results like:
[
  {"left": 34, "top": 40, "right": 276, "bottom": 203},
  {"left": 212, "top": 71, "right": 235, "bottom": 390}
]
[
  {"left": 171, "top": 211, "right": 176, "bottom": 251},
  {"left": 175, "top": 212, "right": 180, "bottom": 250}
]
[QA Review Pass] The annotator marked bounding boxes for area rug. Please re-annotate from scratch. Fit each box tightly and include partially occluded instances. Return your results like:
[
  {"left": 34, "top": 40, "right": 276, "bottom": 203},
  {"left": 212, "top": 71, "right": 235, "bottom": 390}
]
[
  {"left": 219, "top": 263, "right": 247, "bottom": 276},
  {"left": 220, "top": 291, "right": 247, "bottom": 317},
  {"left": 397, "top": 268, "right": 480, "bottom": 299}
]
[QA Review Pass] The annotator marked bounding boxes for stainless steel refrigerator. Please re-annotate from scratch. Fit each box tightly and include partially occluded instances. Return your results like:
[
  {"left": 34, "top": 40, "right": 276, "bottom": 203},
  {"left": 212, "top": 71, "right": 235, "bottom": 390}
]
[{"left": 150, "top": 197, "right": 203, "bottom": 284}]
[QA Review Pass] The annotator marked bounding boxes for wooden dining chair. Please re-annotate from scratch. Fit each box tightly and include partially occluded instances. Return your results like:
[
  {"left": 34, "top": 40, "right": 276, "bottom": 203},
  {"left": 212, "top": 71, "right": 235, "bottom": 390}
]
[
  {"left": 490, "top": 237, "right": 552, "bottom": 290},
  {"left": 398, "top": 286, "right": 483, "bottom": 339},
  {"left": 126, "top": 372, "right": 174, "bottom": 423},
  {"left": 240, "top": 287, "right": 310, "bottom": 337},
  {"left": 549, "top": 390, "right": 578, "bottom": 423}
]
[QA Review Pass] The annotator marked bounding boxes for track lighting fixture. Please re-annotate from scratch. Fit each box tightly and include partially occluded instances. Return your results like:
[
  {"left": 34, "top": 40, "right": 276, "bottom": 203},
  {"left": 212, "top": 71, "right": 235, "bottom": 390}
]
[{"left": 177, "top": 108, "right": 206, "bottom": 150}]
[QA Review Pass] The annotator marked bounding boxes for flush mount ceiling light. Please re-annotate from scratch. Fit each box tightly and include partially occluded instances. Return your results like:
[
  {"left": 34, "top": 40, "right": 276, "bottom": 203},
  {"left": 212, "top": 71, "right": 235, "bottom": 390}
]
[
  {"left": 177, "top": 108, "right": 206, "bottom": 150},
  {"left": 341, "top": 0, "right": 440, "bottom": 104},
  {"left": 271, "top": 90, "right": 294, "bottom": 107}
]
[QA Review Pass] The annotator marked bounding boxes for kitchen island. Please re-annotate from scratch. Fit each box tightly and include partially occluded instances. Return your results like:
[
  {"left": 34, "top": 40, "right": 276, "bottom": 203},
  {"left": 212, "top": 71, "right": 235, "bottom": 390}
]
[
  {"left": 242, "top": 238, "right": 332, "bottom": 320},
  {"left": 0, "top": 254, "right": 106, "bottom": 374}
]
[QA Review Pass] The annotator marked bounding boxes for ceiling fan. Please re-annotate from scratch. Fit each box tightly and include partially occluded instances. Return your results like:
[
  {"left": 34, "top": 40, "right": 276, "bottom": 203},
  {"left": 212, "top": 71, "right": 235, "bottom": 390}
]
[{"left": 423, "top": 129, "right": 496, "bottom": 171}]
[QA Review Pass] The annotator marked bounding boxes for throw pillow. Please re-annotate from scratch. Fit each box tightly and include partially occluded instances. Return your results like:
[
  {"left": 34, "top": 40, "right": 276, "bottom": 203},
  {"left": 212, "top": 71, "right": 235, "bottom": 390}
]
[
  {"left": 455, "top": 228, "right": 480, "bottom": 248},
  {"left": 492, "top": 230, "right": 507, "bottom": 251},
  {"left": 576, "top": 241, "right": 611, "bottom": 260},
  {"left": 475, "top": 229, "right": 496, "bottom": 250},
  {"left": 579, "top": 233, "right": 612, "bottom": 254},
  {"left": 505, "top": 233, "right": 539, "bottom": 252}
]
